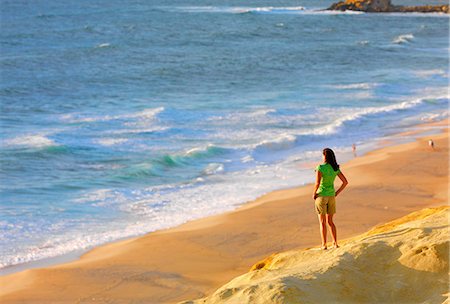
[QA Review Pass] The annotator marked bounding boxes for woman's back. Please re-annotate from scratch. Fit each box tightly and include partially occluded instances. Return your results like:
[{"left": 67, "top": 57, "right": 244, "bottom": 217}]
[{"left": 316, "top": 163, "right": 340, "bottom": 196}]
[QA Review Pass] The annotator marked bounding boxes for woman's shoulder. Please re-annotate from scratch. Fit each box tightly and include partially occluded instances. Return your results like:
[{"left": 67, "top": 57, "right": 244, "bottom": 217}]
[
  {"left": 317, "top": 163, "right": 338, "bottom": 172},
  {"left": 316, "top": 163, "right": 327, "bottom": 171}
]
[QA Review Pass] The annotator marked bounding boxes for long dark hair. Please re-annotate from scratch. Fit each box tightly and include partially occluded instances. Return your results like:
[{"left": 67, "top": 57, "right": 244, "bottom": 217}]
[{"left": 323, "top": 148, "right": 340, "bottom": 172}]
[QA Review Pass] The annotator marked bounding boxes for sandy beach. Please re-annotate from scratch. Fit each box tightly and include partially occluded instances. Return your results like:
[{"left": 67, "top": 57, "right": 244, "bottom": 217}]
[
  {"left": 195, "top": 119, "right": 449, "bottom": 304},
  {"left": 0, "top": 119, "right": 448, "bottom": 303},
  {"left": 187, "top": 205, "right": 449, "bottom": 303}
]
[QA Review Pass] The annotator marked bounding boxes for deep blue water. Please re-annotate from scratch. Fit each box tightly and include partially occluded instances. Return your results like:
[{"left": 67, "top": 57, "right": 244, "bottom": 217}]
[{"left": 1, "top": 0, "right": 448, "bottom": 268}]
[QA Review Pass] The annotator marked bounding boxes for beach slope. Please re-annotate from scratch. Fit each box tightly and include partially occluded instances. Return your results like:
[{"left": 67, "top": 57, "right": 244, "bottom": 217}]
[
  {"left": 0, "top": 122, "right": 448, "bottom": 303},
  {"left": 184, "top": 206, "right": 450, "bottom": 304}
]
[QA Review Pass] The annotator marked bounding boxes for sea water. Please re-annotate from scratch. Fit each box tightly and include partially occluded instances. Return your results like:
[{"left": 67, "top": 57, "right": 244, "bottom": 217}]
[{"left": 1, "top": 0, "right": 448, "bottom": 270}]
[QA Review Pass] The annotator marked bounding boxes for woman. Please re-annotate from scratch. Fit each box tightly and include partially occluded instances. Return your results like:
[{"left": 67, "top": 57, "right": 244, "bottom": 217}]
[{"left": 313, "top": 148, "right": 348, "bottom": 250}]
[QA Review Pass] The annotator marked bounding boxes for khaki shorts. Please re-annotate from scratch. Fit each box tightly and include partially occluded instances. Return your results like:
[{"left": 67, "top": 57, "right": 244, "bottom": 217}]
[{"left": 315, "top": 196, "right": 336, "bottom": 215}]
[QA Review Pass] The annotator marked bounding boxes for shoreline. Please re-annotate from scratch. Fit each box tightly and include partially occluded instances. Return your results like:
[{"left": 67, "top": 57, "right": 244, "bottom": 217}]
[
  {"left": 1, "top": 118, "right": 446, "bottom": 276},
  {"left": 0, "top": 118, "right": 448, "bottom": 303}
]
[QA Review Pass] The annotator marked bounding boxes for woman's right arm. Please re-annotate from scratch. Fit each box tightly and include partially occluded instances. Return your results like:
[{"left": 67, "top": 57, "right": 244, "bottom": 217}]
[{"left": 335, "top": 172, "right": 348, "bottom": 197}]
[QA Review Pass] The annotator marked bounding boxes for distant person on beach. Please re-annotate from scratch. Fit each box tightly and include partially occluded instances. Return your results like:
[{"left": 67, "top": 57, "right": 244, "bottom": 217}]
[
  {"left": 428, "top": 139, "right": 434, "bottom": 150},
  {"left": 313, "top": 148, "right": 348, "bottom": 250},
  {"left": 352, "top": 143, "right": 357, "bottom": 157}
]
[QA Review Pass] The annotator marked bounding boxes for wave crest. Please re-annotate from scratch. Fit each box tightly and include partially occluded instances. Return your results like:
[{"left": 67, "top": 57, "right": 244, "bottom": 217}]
[
  {"left": 329, "top": 82, "right": 377, "bottom": 90},
  {"left": 171, "top": 6, "right": 306, "bottom": 14},
  {"left": 254, "top": 134, "right": 297, "bottom": 152},
  {"left": 393, "top": 34, "right": 414, "bottom": 44},
  {"left": 114, "top": 145, "right": 230, "bottom": 180},
  {"left": 4, "top": 134, "right": 58, "bottom": 149},
  {"left": 236, "top": 6, "right": 306, "bottom": 14},
  {"left": 61, "top": 107, "right": 164, "bottom": 124},
  {"left": 95, "top": 43, "right": 111, "bottom": 48}
]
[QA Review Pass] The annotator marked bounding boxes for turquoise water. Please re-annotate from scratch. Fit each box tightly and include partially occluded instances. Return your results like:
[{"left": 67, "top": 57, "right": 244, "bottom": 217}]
[{"left": 1, "top": 0, "right": 449, "bottom": 269}]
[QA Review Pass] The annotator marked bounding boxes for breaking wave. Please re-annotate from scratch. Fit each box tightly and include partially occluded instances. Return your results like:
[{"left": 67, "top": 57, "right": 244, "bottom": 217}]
[{"left": 393, "top": 33, "right": 415, "bottom": 44}]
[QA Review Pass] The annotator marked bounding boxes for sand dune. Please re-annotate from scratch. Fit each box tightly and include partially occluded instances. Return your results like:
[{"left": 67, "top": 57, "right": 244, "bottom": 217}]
[{"left": 184, "top": 206, "right": 449, "bottom": 304}]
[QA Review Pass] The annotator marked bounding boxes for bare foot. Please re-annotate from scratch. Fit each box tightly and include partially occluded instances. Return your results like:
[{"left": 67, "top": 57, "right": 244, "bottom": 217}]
[
  {"left": 321, "top": 245, "right": 327, "bottom": 250},
  {"left": 332, "top": 243, "right": 339, "bottom": 249}
]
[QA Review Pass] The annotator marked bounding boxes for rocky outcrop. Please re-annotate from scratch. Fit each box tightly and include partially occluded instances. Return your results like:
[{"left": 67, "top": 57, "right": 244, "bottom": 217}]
[
  {"left": 183, "top": 206, "right": 450, "bottom": 304},
  {"left": 391, "top": 4, "right": 449, "bottom": 13},
  {"left": 328, "top": 0, "right": 449, "bottom": 13}
]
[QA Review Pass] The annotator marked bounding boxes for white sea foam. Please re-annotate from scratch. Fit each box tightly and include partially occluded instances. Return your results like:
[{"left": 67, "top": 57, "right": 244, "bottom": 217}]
[
  {"left": 174, "top": 5, "right": 372, "bottom": 15},
  {"left": 393, "top": 33, "right": 414, "bottom": 44},
  {"left": 420, "top": 111, "right": 449, "bottom": 122},
  {"left": 185, "top": 147, "right": 205, "bottom": 155},
  {"left": 171, "top": 6, "right": 306, "bottom": 14},
  {"left": 61, "top": 107, "right": 164, "bottom": 124},
  {"left": 241, "top": 155, "right": 254, "bottom": 163},
  {"left": 80, "top": 163, "right": 124, "bottom": 170},
  {"left": 207, "top": 107, "right": 276, "bottom": 125},
  {"left": 109, "top": 126, "right": 168, "bottom": 135},
  {"left": 96, "top": 43, "right": 111, "bottom": 48},
  {"left": 309, "top": 98, "right": 427, "bottom": 136},
  {"left": 254, "top": 134, "right": 297, "bottom": 151},
  {"left": 202, "top": 163, "right": 224, "bottom": 175},
  {"left": 330, "top": 82, "right": 377, "bottom": 90},
  {"left": 305, "top": 9, "right": 364, "bottom": 15},
  {"left": 204, "top": 96, "right": 435, "bottom": 152},
  {"left": 345, "top": 91, "right": 375, "bottom": 99},
  {"left": 127, "top": 107, "right": 165, "bottom": 120},
  {"left": 184, "top": 144, "right": 218, "bottom": 156},
  {"left": 72, "top": 189, "right": 127, "bottom": 206},
  {"left": 95, "top": 138, "right": 128, "bottom": 146},
  {"left": 4, "top": 134, "right": 57, "bottom": 149},
  {"left": 237, "top": 6, "right": 306, "bottom": 13},
  {"left": 413, "top": 69, "right": 447, "bottom": 78},
  {"left": 59, "top": 107, "right": 166, "bottom": 147},
  {"left": 0, "top": 224, "right": 155, "bottom": 269},
  {"left": 171, "top": 6, "right": 369, "bottom": 15},
  {"left": 72, "top": 189, "right": 112, "bottom": 204},
  {"left": 204, "top": 108, "right": 282, "bottom": 145}
]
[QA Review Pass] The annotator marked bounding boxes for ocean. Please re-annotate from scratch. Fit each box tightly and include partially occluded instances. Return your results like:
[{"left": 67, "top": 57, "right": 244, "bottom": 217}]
[{"left": 1, "top": 0, "right": 448, "bottom": 270}]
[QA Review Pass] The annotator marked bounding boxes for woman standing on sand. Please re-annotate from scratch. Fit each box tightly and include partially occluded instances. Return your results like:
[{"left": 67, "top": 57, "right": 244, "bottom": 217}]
[{"left": 313, "top": 148, "right": 348, "bottom": 250}]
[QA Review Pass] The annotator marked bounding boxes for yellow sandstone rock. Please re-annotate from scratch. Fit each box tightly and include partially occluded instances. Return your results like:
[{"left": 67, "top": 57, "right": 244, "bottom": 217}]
[{"left": 184, "top": 206, "right": 449, "bottom": 304}]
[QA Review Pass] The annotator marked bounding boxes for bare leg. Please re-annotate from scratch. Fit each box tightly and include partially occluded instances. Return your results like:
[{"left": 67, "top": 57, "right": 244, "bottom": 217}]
[
  {"left": 326, "top": 214, "right": 338, "bottom": 248},
  {"left": 318, "top": 214, "right": 327, "bottom": 249}
]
